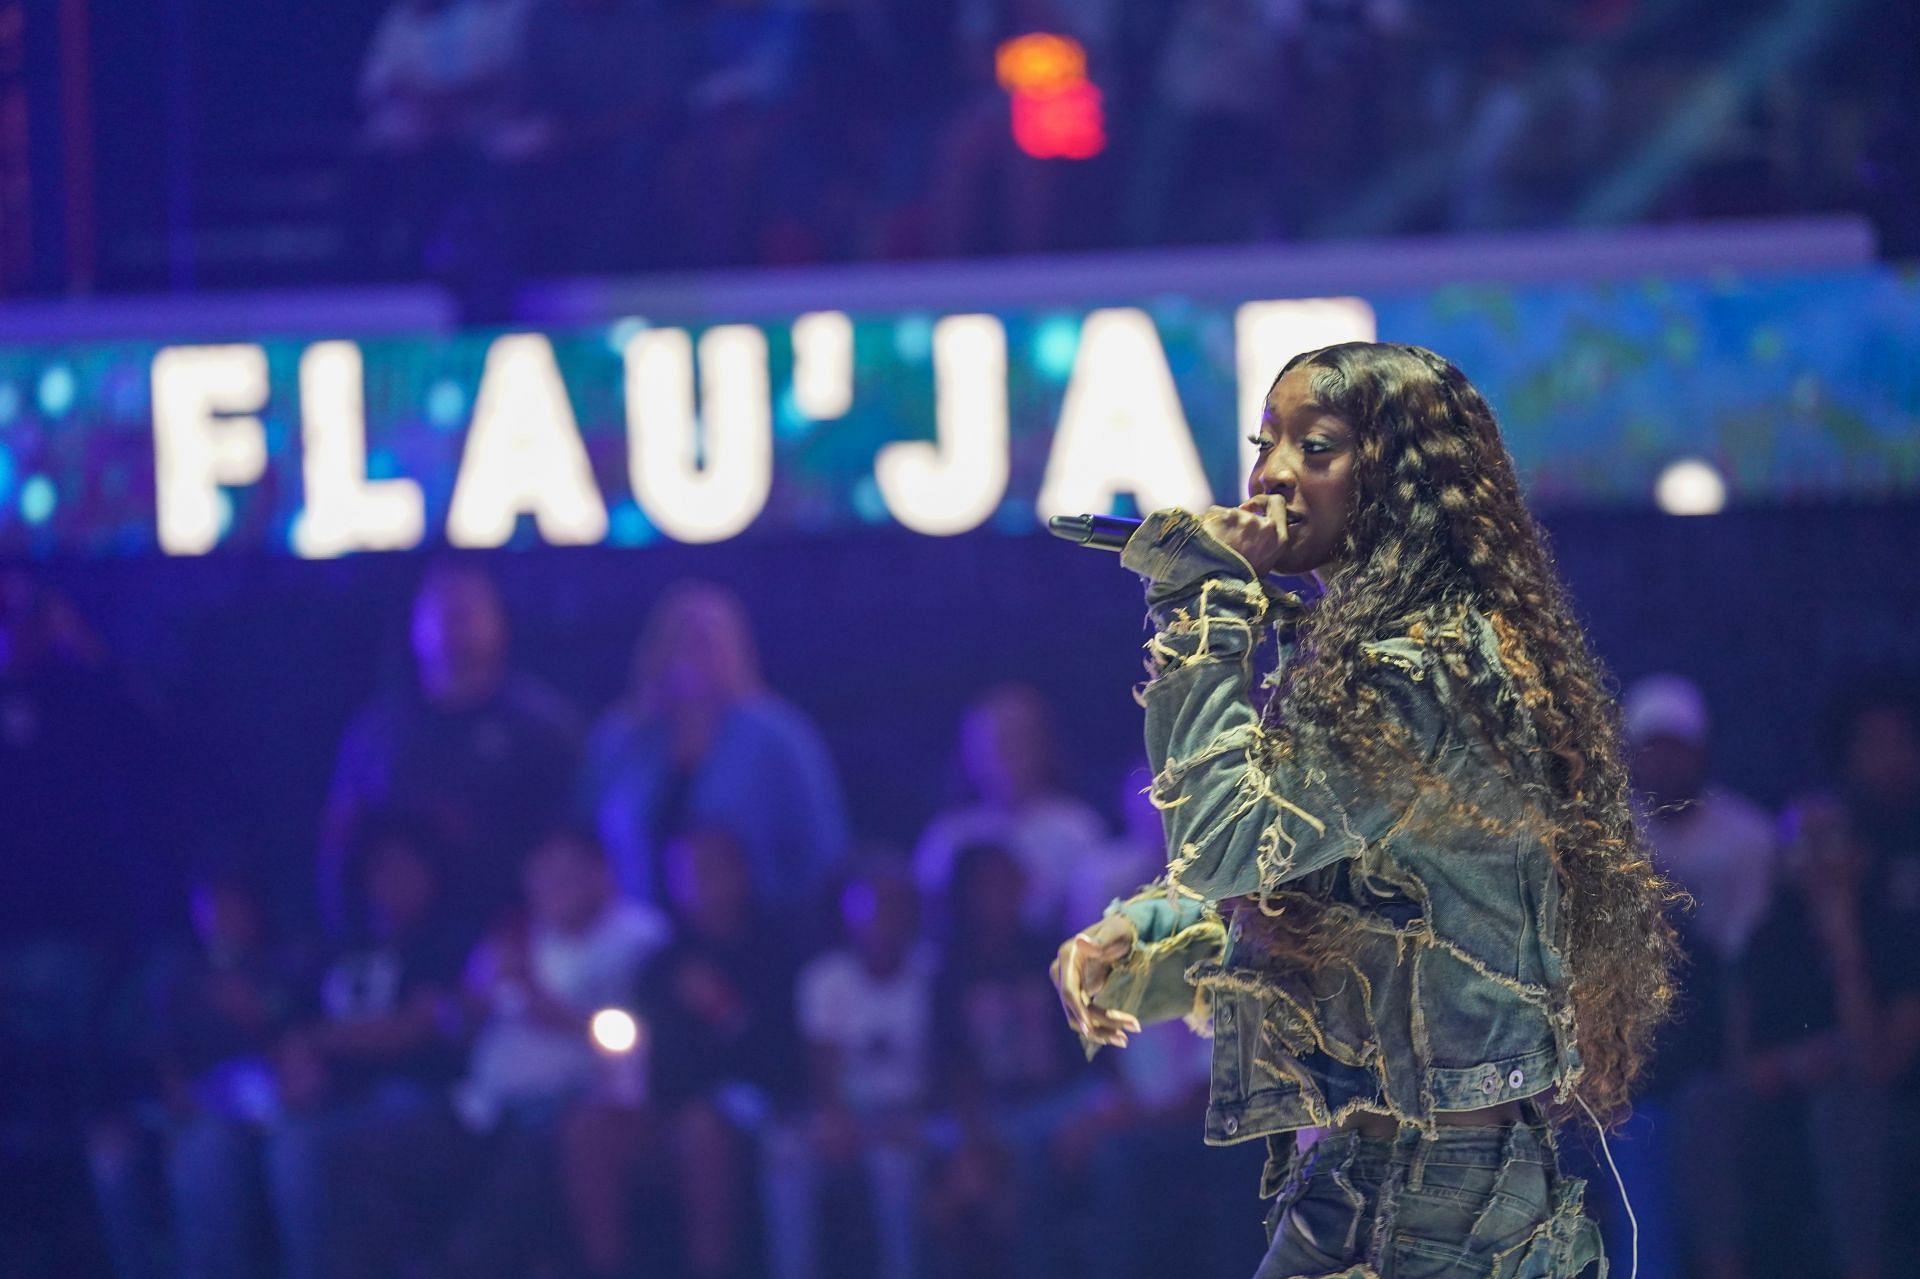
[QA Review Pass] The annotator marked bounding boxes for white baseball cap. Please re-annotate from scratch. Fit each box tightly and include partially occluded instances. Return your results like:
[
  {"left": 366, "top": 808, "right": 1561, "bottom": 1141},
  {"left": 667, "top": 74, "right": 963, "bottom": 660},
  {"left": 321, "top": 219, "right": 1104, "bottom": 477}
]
[{"left": 1623, "top": 674, "right": 1709, "bottom": 747}]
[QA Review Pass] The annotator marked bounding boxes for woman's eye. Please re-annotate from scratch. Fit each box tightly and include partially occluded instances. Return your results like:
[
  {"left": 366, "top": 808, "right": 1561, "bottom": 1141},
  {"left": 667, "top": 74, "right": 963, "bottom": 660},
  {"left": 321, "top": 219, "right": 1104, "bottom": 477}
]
[
  {"left": 1246, "top": 434, "right": 1274, "bottom": 452},
  {"left": 1302, "top": 438, "right": 1331, "bottom": 455}
]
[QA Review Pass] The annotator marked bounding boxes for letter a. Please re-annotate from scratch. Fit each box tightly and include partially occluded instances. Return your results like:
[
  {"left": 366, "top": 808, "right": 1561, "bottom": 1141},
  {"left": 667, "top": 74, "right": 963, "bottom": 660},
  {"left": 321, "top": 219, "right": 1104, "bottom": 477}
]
[
  {"left": 1036, "top": 309, "right": 1210, "bottom": 520},
  {"left": 447, "top": 335, "right": 609, "bottom": 548}
]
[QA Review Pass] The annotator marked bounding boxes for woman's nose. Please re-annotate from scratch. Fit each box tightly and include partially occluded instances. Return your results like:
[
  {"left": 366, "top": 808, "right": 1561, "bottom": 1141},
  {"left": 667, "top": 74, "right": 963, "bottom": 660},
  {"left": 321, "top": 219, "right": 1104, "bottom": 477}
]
[{"left": 1252, "top": 459, "right": 1296, "bottom": 499}]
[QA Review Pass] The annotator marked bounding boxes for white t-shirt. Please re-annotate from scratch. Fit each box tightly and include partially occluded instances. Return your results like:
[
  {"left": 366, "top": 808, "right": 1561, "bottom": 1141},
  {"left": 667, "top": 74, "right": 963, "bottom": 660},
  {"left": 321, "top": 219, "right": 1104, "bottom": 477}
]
[
  {"left": 915, "top": 796, "right": 1107, "bottom": 933},
  {"left": 1642, "top": 785, "right": 1776, "bottom": 963},
  {"left": 795, "top": 948, "right": 933, "bottom": 1113},
  {"left": 462, "top": 900, "right": 670, "bottom": 1119}
]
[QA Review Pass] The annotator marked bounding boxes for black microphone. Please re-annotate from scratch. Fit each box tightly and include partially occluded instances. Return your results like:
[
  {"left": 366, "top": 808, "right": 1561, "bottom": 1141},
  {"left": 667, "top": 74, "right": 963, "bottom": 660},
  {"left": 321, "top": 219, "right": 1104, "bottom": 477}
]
[{"left": 1046, "top": 513, "right": 1142, "bottom": 551}]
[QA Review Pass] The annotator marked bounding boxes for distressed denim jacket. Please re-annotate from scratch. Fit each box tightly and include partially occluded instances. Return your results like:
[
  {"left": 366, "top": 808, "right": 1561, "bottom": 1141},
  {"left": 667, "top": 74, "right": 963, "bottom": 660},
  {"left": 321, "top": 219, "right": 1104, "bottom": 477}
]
[{"left": 1095, "top": 510, "right": 1582, "bottom": 1146}]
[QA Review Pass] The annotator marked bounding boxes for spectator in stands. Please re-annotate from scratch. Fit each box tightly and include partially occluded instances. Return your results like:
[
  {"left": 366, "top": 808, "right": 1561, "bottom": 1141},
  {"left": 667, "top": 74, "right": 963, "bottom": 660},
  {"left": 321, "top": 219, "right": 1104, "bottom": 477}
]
[
  {"left": 356, "top": 0, "right": 534, "bottom": 296},
  {"left": 767, "top": 859, "right": 932, "bottom": 1279},
  {"left": 1065, "top": 1010, "right": 1268, "bottom": 1279},
  {"left": 668, "top": 1, "right": 801, "bottom": 265},
  {"left": 561, "top": 826, "right": 800, "bottom": 1279},
  {"left": 0, "top": 568, "right": 179, "bottom": 940},
  {"left": 914, "top": 682, "right": 1103, "bottom": 934},
  {"left": 444, "top": 825, "right": 668, "bottom": 1278},
  {"left": 3, "top": 570, "right": 183, "bottom": 1272},
  {"left": 577, "top": 580, "right": 848, "bottom": 920},
  {"left": 142, "top": 870, "right": 304, "bottom": 1279},
  {"left": 1604, "top": 675, "right": 1777, "bottom": 1279},
  {"left": 1061, "top": 762, "right": 1161, "bottom": 931},
  {"left": 1, "top": 570, "right": 180, "bottom": 1078},
  {"left": 1448, "top": 24, "right": 1609, "bottom": 231},
  {"left": 1261, "top": 0, "right": 1410, "bottom": 233},
  {"left": 924, "top": 841, "right": 1083, "bottom": 1279},
  {"left": 319, "top": 562, "right": 581, "bottom": 937},
  {"left": 1746, "top": 675, "right": 1920, "bottom": 1279},
  {"left": 1044, "top": 759, "right": 1271, "bottom": 1279},
  {"left": 271, "top": 811, "right": 472, "bottom": 1279},
  {"left": 828, "top": 0, "right": 971, "bottom": 260},
  {"left": 1122, "top": 0, "right": 1284, "bottom": 246},
  {"left": 493, "top": 0, "right": 690, "bottom": 274},
  {"left": 360, "top": 0, "right": 530, "bottom": 158},
  {"left": 650, "top": 826, "right": 803, "bottom": 1270},
  {"left": 1628, "top": 676, "right": 1777, "bottom": 976},
  {"left": 926, "top": 0, "right": 1086, "bottom": 256}
]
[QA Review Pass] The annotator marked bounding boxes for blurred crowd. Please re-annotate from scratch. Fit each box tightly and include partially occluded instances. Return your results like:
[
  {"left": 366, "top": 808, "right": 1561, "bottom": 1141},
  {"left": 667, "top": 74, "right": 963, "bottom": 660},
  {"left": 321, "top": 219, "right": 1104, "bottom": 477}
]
[
  {"left": 4, "top": 561, "right": 1920, "bottom": 1279},
  {"left": 3, "top": 565, "right": 1265, "bottom": 1279},
  {"left": 344, "top": 0, "right": 1920, "bottom": 308}
]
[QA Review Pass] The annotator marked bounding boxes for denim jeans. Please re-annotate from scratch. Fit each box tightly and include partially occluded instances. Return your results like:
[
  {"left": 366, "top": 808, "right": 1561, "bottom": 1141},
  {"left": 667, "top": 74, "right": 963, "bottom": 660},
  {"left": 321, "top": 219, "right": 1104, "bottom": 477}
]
[
  {"left": 1253, "top": 1124, "right": 1605, "bottom": 1279},
  {"left": 761, "top": 1115, "right": 921, "bottom": 1279},
  {"left": 156, "top": 1081, "right": 468, "bottom": 1279}
]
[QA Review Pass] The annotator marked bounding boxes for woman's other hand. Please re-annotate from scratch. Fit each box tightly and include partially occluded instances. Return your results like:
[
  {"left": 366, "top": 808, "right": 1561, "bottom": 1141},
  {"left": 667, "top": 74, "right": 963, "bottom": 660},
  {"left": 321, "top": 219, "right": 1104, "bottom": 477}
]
[
  {"left": 1199, "top": 496, "right": 1291, "bottom": 577},
  {"left": 1050, "top": 915, "right": 1142, "bottom": 1047}
]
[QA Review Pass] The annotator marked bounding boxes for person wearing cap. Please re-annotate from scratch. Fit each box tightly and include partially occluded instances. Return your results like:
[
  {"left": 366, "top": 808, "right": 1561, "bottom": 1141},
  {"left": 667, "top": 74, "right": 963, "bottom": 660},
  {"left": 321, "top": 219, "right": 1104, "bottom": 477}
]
[
  {"left": 1615, "top": 673, "right": 1776, "bottom": 1279},
  {"left": 1751, "top": 675, "right": 1920, "bottom": 1279},
  {"left": 1626, "top": 674, "right": 1777, "bottom": 966}
]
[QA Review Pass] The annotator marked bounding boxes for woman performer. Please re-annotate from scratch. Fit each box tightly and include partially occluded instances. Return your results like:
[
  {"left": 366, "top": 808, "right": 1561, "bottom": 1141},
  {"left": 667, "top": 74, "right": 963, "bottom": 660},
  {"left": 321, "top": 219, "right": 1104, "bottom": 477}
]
[{"left": 1052, "top": 342, "right": 1679, "bottom": 1278}]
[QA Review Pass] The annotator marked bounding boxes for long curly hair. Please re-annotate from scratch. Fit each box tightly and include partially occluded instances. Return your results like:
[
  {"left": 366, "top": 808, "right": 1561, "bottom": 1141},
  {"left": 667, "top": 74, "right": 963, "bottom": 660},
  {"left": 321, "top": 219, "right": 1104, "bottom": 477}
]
[{"left": 1259, "top": 341, "right": 1680, "bottom": 1125}]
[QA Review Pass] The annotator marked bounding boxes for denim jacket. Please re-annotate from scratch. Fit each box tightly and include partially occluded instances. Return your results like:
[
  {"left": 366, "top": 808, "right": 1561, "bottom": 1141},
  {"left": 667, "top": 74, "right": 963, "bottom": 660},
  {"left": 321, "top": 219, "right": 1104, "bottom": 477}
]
[{"left": 1094, "top": 510, "right": 1582, "bottom": 1145}]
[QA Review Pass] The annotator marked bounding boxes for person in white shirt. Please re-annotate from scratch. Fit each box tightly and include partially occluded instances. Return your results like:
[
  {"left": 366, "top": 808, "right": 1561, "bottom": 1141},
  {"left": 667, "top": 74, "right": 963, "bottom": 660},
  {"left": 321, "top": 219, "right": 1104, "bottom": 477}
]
[
  {"left": 458, "top": 826, "right": 669, "bottom": 1125},
  {"left": 1616, "top": 674, "right": 1777, "bottom": 1279},
  {"left": 1062, "top": 763, "right": 1165, "bottom": 935},
  {"left": 444, "top": 826, "right": 669, "bottom": 1277},
  {"left": 1628, "top": 675, "right": 1776, "bottom": 964},
  {"left": 765, "top": 861, "right": 932, "bottom": 1279},
  {"left": 915, "top": 684, "right": 1105, "bottom": 935}
]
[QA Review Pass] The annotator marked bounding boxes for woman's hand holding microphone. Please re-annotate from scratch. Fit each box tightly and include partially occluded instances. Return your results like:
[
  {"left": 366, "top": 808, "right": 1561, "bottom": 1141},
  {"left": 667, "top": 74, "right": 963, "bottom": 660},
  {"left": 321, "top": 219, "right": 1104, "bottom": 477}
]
[{"left": 1198, "top": 495, "right": 1293, "bottom": 577}]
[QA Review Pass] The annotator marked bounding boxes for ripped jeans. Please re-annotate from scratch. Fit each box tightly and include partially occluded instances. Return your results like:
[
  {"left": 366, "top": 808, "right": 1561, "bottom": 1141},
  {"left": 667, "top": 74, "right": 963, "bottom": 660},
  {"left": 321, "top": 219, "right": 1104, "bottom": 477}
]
[{"left": 1254, "top": 1123, "right": 1605, "bottom": 1279}]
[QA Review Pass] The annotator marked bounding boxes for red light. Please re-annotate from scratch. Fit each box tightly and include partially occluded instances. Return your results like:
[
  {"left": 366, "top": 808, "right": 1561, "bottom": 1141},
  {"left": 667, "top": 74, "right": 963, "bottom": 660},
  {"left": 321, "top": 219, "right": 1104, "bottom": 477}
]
[{"left": 1010, "top": 82, "right": 1105, "bottom": 160}]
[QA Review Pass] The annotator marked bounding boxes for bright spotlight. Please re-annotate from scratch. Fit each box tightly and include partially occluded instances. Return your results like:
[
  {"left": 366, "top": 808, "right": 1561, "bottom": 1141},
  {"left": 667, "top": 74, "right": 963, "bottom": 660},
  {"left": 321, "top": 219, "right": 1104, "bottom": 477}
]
[
  {"left": 590, "top": 1008, "right": 640, "bottom": 1054},
  {"left": 1654, "top": 457, "right": 1726, "bottom": 516}
]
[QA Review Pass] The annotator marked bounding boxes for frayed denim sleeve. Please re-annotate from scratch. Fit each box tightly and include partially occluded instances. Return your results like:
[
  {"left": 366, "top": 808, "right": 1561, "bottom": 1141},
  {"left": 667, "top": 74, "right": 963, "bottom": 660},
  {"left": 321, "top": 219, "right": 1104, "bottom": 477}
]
[
  {"left": 1119, "top": 509, "right": 1446, "bottom": 907},
  {"left": 1094, "top": 880, "right": 1226, "bottom": 1030}
]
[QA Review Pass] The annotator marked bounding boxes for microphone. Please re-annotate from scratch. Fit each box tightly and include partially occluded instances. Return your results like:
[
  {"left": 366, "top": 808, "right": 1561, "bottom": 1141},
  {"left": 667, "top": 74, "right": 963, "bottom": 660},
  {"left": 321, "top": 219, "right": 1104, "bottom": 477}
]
[
  {"left": 1049, "top": 510, "right": 1314, "bottom": 598},
  {"left": 1046, "top": 513, "right": 1141, "bottom": 551}
]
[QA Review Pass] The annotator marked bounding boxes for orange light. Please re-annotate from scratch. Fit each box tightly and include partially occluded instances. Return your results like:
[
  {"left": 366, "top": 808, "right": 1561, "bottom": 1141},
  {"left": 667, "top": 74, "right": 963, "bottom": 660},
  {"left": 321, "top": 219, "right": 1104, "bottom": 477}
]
[{"left": 995, "top": 34, "right": 1087, "bottom": 95}]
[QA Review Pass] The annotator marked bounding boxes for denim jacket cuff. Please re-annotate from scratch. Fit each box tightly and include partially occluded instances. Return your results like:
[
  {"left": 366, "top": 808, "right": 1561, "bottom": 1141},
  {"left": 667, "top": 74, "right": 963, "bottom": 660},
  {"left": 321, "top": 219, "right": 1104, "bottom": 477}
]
[
  {"left": 1119, "top": 510, "right": 1271, "bottom": 678},
  {"left": 1105, "top": 879, "right": 1209, "bottom": 945},
  {"left": 1119, "top": 509, "right": 1260, "bottom": 608},
  {"left": 1093, "top": 884, "right": 1226, "bottom": 1032}
]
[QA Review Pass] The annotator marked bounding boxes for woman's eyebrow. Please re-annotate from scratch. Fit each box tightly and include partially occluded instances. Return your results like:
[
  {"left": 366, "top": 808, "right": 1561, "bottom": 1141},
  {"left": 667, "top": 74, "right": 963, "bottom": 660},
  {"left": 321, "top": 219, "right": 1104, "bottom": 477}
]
[
  {"left": 1263, "top": 402, "right": 1349, "bottom": 432},
  {"left": 1269, "top": 403, "right": 1346, "bottom": 430}
]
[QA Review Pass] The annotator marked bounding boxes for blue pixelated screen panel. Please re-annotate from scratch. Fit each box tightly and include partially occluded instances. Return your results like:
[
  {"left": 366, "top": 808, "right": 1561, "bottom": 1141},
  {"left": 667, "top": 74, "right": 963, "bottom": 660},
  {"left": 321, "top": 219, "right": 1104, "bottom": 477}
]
[{"left": 0, "top": 268, "right": 1915, "bottom": 559}]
